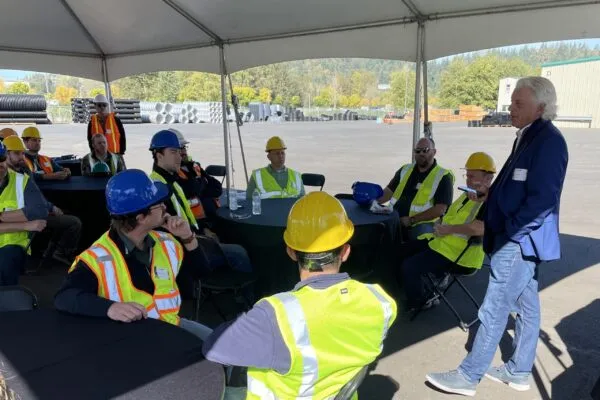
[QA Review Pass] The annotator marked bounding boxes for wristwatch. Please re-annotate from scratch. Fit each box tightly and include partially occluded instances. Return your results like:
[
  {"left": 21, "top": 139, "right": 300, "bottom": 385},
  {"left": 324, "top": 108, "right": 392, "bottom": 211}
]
[{"left": 180, "top": 233, "right": 196, "bottom": 244}]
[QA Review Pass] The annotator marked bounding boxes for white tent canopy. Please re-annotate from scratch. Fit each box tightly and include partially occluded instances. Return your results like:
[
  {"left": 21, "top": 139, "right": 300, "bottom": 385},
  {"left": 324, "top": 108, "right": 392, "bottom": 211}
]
[{"left": 2, "top": 0, "right": 600, "bottom": 81}]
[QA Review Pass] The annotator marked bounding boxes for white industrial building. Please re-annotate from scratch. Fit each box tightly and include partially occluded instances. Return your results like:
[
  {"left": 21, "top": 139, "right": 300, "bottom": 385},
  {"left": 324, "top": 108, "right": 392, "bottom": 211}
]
[
  {"left": 541, "top": 57, "right": 600, "bottom": 128},
  {"left": 497, "top": 77, "right": 519, "bottom": 112}
]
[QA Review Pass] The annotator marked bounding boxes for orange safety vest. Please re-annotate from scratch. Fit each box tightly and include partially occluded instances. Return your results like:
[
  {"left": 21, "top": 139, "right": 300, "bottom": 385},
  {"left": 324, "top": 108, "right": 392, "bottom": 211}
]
[
  {"left": 24, "top": 154, "right": 54, "bottom": 174},
  {"left": 91, "top": 113, "right": 122, "bottom": 154},
  {"left": 177, "top": 169, "right": 206, "bottom": 219}
]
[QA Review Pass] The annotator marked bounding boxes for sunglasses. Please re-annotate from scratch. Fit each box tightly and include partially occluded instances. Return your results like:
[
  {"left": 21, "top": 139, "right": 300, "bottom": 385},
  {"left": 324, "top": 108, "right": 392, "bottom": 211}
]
[
  {"left": 96, "top": 103, "right": 108, "bottom": 108},
  {"left": 413, "top": 147, "right": 430, "bottom": 154}
]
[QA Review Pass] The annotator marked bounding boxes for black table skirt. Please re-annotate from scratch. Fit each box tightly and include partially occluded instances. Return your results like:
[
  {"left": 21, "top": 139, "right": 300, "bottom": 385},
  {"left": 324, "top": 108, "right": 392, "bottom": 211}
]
[
  {"left": 216, "top": 196, "right": 399, "bottom": 295},
  {"left": 0, "top": 310, "right": 225, "bottom": 400},
  {"left": 37, "top": 176, "right": 111, "bottom": 251}
]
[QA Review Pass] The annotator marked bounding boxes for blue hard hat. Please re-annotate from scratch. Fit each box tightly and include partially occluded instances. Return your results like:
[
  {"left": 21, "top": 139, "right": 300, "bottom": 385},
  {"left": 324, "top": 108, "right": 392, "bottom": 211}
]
[
  {"left": 106, "top": 169, "right": 169, "bottom": 216},
  {"left": 352, "top": 181, "right": 383, "bottom": 206},
  {"left": 149, "top": 130, "right": 181, "bottom": 151},
  {"left": 0, "top": 142, "right": 6, "bottom": 159}
]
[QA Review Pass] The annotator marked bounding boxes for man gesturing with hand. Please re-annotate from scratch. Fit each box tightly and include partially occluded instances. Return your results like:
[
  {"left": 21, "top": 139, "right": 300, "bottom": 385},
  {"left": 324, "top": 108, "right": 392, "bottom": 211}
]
[{"left": 55, "top": 169, "right": 212, "bottom": 340}]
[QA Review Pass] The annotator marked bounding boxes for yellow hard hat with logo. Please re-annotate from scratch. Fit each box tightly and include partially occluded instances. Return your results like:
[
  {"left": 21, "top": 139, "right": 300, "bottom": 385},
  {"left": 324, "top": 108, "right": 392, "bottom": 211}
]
[
  {"left": 284, "top": 192, "right": 354, "bottom": 253},
  {"left": 22, "top": 126, "right": 41, "bottom": 139},
  {"left": 465, "top": 152, "right": 496, "bottom": 173},
  {"left": 0, "top": 128, "right": 17, "bottom": 140},
  {"left": 265, "top": 136, "right": 286, "bottom": 152},
  {"left": 3, "top": 135, "right": 26, "bottom": 152}
]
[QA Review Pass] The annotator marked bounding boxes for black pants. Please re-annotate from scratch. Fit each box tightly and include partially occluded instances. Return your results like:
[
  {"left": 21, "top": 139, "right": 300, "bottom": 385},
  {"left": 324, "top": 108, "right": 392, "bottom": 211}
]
[
  {"left": 45, "top": 215, "right": 82, "bottom": 256},
  {"left": 400, "top": 242, "right": 472, "bottom": 308},
  {"left": 0, "top": 245, "right": 26, "bottom": 286}
]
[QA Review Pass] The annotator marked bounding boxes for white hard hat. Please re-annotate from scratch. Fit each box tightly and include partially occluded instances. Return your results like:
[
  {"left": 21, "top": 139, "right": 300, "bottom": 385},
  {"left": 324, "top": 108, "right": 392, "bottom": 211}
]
[
  {"left": 94, "top": 94, "right": 109, "bottom": 104},
  {"left": 168, "top": 128, "right": 189, "bottom": 146}
]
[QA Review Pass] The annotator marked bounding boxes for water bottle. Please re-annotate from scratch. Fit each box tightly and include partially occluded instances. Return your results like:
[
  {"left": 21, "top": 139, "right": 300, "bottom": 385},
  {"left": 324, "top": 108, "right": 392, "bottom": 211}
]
[
  {"left": 228, "top": 188, "right": 238, "bottom": 211},
  {"left": 252, "top": 189, "right": 262, "bottom": 215}
]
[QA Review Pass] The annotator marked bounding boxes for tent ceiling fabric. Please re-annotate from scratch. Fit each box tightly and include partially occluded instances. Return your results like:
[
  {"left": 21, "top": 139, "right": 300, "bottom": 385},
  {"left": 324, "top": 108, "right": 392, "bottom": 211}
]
[{"left": 1, "top": 0, "right": 600, "bottom": 80}]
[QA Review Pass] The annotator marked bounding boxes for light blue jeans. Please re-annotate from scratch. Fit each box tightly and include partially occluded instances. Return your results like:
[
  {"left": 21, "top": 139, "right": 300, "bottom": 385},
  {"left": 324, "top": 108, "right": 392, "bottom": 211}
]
[{"left": 458, "top": 236, "right": 540, "bottom": 382}]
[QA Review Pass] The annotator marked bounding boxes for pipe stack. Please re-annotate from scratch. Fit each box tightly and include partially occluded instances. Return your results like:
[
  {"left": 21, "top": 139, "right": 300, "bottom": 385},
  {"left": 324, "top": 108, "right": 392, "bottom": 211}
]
[
  {"left": 0, "top": 94, "right": 50, "bottom": 124},
  {"left": 71, "top": 98, "right": 142, "bottom": 124}
]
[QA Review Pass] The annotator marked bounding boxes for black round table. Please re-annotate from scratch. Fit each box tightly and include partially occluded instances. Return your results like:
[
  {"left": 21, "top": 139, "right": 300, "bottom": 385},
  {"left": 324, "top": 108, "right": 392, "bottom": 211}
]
[
  {"left": 36, "top": 176, "right": 111, "bottom": 251},
  {"left": 0, "top": 310, "right": 225, "bottom": 400},
  {"left": 216, "top": 196, "right": 399, "bottom": 295}
]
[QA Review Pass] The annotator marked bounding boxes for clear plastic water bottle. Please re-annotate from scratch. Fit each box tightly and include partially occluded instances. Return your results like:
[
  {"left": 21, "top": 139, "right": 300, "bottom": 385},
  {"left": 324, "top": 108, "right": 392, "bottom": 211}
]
[
  {"left": 228, "top": 188, "right": 238, "bottom": 211},
  {"left": 252, "top": 189, "right": 262, "bottom": 215}
]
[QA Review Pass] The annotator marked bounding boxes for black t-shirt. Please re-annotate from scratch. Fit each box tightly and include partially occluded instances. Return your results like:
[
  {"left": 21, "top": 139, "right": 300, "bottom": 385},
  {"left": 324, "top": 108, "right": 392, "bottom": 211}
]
[
  {"left": 386, "top": 160, "right": 454, "bottom": 217},
  {"left": 453, "top": 196, "right": 486, "bottom": 221}
]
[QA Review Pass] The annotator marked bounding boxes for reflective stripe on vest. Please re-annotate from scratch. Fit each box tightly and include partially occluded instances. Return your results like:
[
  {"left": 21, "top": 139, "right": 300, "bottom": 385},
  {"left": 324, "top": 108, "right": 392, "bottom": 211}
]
[
  {"left": 247, "top": 281, "right": 398, "bottom": 400},
  {"left": 73, "top": 231, "right": 182, "bottom": 324},
  {"left": 150, "top": 171, "right": 199, "bottom": 230},
  {"left": 428, "top": 193, "right": 485, "bottom": 269},
  {"left": 0, "top": 170, "right": 29, "bottom": 250},
  {"left": 254, "top": 168, "right": 302, "bottom": 199},
  {"left": 390, "top": 163, "right": 453, "bottom": 221},
  {"left": 91, "top": 113, "right": 121, "bottom": 154},
  {"left": 88, "top": 153, "right": 119, "bottom": 174}
]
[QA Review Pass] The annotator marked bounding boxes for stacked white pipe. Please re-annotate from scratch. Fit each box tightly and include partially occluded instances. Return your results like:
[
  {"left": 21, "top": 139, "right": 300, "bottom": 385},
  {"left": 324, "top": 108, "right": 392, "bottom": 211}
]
[{"left": 141, "top": 101, "right": 230, "bottom": 124}]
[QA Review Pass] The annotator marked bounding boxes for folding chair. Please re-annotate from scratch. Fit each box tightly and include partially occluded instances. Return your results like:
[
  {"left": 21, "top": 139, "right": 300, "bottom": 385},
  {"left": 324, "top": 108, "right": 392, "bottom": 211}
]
[
  {"left": 192, "top": 236, "right": 256, "bottom": 322},
  {"left": 334, "top": 365, "right": 370, "bottom": 400},
  {"left": 205, "top": 165, "right": 227, "bottom": 184},
  {"left": 0, "top": 285, "right": 38, "bottom": 312},
  {"left": 410, "top": 236, "right": 482, "bottom": 332},
  {"left": 301, "top": 173, "right": 326, "bottom": 191}
]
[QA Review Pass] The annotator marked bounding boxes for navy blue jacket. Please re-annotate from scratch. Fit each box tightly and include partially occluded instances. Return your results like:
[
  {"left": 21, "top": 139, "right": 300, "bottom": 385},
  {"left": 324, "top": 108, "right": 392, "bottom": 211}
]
[{"left": 484, "top": 118, "right": 568, "bottom": 261}]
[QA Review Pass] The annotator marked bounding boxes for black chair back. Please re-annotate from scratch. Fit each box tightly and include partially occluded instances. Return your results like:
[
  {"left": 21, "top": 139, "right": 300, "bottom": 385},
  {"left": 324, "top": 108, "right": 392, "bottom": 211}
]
[
  {"left": 205, "top": 165, "right": 227, "bottom": 184},
  {"left": 301, "top": 173, "right": 326, "bottom": 191},
  {"left": 0, "top": 286, "right": 38, "bottom": 312}
]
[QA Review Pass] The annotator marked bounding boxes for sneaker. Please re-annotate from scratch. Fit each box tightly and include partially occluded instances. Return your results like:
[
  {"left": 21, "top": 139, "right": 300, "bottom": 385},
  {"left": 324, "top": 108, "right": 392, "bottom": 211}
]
[
  {"left": 485, "top": 365, "right": 530, "bottom": 391},
  {"left": 426, "top": 370, "right": 477, "bottom": 397}
]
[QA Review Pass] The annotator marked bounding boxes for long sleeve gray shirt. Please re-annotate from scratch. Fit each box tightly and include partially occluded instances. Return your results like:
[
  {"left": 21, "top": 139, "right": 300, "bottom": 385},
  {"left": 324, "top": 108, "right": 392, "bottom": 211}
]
[
  {"left": 202, "top": 273, "right": 350, "bottom": 374},
  {"left": 0, "top": 172, "right": 49, "bottom": 220}
]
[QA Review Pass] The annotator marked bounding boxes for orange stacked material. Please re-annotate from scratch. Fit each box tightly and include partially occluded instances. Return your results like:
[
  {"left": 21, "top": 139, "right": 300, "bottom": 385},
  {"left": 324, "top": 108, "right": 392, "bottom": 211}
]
[{"left": 459, "top": 104, "right": 486, "bottom": 121}]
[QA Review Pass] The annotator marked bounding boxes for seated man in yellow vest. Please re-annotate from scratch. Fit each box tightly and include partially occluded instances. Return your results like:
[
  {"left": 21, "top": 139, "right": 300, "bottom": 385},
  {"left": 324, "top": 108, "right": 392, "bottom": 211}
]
[
  {"left": 148, "top": 130, "right": 252, "bottom": 298},
  {"left": 400, "top": 152, "right": 496, "bottom": 311},
  {"left": 378, "top": 137, "right": 454, "bottom": 241},
  {"left": 87, "top": 94, "right": 126, "bottom": 155},
  {"left": 4, "top": 135, "right": 82, "bottom": 266},
  {"left": 203, "top": 192, "right": 397, "bottom": 399},
  {"left": 246, "top": 136, "right": 305, "bottom": 200},
  {"left": 54, "top": 169, "right": 212, "bottom": 339},
  {"left": 21, "top": 126, "right": 71, "bottom": 181},
  {"left": 0, "top": 140, "right": 49, "bottom": 285},
  {"left": 81, "top": 133, "right": 126, "bottom": 176}
]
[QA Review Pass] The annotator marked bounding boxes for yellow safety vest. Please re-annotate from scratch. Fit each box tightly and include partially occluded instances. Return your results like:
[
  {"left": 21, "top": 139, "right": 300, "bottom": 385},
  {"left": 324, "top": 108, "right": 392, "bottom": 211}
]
[
  {"left": 150, "top": 171, "right": 199, "bottom": 230},
  {"left": 0, "top": 170, "right": 30, "bottom": 250},
  {"left": 427, "top": 193, "right": 485, "bottom": 269},
  {"left": 390, "top": 163, "right": 454, "bottom": 225},
  {"left": 71, "top": 230, "right": 183, "bottom": 325},
  {"left": 247, "top": 279, "right": 397, "bottom": 400},
  {"left": 85, "top": 152, "right": 119, "bottom": 175},
  {"left": 253, "top": 167, "right": 302, "bottom": 199}
]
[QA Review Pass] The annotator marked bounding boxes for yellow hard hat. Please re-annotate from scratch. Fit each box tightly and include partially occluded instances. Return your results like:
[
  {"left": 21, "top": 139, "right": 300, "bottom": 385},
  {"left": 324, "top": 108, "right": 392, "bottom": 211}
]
[
  {"left": 0, "top": 128, "right": 17, "bottom": 140},
  {"left": 465, "top": 152, "right": 496, "bottom": 173},
  {"left": 265, "top": 136, "right": 286, "bottom": 152},
  {"left": 284, "top": 192, "right": 354, "bottom": 253},
  {"left": 3, "top": 135, "right": 26, "bottom": 152},
  {"left": 22, "top": 126, "right": 41, "bottom": 139}
]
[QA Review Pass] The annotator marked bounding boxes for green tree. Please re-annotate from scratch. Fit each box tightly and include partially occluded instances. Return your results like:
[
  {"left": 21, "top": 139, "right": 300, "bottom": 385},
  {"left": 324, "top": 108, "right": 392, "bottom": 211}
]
[
  {"left": 177, "top": 72, "right": 221, "bottom": 101},
  {"left": 7, "top": 82, "right": 30, "bottom": 94},
  {"left": 53, "top": 85, "right": 77, "bottom": 105},
  {"left": 0, "top": 78, "right": 4, "bottom": 93},
  {"left": 389, "top": 69, "right": 416, "bottom": 111},
  {"left": 289, "top": 96, "right": 302, "bottom": 107},
  {"left": 89, "top": 87, "right": 105, "bottom": 98},
  {"left": 258, "top": 87, "right": 272, "bottom": 103},
  {"left": 313, "top": 86, "right": 334, "bottom": 107},
  {"left": 232, "top": 86, "right": 257, "bottom": 106}
]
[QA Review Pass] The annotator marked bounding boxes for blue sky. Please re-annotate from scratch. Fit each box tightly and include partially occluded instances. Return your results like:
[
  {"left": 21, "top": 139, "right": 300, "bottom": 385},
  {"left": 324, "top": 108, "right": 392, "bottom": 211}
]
[{"left": 2, "top": 39, "right": 600, "bottom": 81}]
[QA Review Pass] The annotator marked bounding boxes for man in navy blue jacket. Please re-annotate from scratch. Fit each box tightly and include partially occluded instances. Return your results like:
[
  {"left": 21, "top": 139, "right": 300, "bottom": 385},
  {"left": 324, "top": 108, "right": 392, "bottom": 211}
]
[{"left": 427, "top": 77, "right": 569, "bottom": 396}]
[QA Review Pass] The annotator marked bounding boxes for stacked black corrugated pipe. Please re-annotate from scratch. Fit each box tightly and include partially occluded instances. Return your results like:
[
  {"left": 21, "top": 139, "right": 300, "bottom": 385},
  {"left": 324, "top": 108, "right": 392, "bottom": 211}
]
[
  {"left": 0, "top": 94, "right": 51, "bottom": 124},
  {"left": 71, "top": 98, "right": 142, "bottom": 124}
]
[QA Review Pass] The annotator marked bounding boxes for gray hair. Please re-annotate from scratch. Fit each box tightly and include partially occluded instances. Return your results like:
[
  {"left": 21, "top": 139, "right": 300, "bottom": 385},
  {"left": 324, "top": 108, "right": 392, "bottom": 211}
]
[{"left": 515, "top": 77, "right": 557, "bottom": 120}]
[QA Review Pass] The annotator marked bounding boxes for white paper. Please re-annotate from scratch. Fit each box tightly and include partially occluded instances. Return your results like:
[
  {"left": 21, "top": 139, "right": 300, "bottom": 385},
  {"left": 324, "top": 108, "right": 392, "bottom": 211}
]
[{"left": 513, "top": 168, "right": 528, "bottom": 181}]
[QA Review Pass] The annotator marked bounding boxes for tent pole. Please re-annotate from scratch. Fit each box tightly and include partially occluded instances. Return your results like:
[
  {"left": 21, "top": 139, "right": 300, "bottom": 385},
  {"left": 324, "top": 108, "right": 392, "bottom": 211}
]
[
  {"left": 102, "top": 58, "right": 113, "bottom": 112},
  {"left": 412, "top": 22, "right": 424, "bottom": 162},
  {"left": 421, "top": 24, "right": 432, "bottom": 139},
  {"left": 219, "top": 45, "right": 232, "bottom": 194},
  {"left": 223, "top": 57, "right": 249, "bottom": 184}
]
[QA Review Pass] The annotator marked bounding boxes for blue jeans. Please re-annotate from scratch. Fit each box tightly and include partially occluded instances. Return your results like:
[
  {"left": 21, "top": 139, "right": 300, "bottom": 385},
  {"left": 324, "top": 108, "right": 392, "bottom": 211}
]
[
  {"left": 0, "top": 245, "right": 26, "bottom": 286},
  {"left": 207, "top": 243, "right": 252, "bottom": 273},
  {"left": 458, "top": 236, "right": 539, "bottom": 382}
]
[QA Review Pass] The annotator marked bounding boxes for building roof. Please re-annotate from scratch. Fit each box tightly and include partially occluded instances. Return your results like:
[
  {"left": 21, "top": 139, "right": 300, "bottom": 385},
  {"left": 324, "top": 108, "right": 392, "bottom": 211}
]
[{"left": 542, "top": 56, "right": 600, "bottom": 68}]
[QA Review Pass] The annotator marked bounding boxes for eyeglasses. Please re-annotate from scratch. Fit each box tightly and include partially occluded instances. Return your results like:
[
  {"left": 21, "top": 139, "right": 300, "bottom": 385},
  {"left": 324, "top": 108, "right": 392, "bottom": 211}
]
[{"left": 413, "top": 147, "right": 430, "bottom": 154}]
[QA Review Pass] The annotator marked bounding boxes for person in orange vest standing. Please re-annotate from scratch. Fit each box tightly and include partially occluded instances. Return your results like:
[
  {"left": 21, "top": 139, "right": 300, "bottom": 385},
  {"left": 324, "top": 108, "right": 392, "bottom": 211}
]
[
  {"left": 87, "top": 94, "right": 126, "bottom": 155},
  {"left": 21, "top": 126, "right": 71, "bottom": 181}
]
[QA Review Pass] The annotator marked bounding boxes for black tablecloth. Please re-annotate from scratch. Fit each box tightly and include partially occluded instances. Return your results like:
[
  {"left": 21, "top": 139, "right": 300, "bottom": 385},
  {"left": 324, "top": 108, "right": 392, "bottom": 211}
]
[
  {"left": 216, "top": 196, "right": 399, "bottom": 295},
  {"left": 0, "top": 310, "right": 225, "bottom": 400},
  {"left": 37, "top": 176, "right": 111, "bottom": 251}
]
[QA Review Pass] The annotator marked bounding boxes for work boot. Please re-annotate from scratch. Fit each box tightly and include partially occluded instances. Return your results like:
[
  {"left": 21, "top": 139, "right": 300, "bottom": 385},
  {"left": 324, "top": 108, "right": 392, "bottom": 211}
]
[
  {"left": 485, "top": 365, "right": 531, "bottom": 391},
  {"left": 426, "top": 370, "right": 477, "bottom": 397}
]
